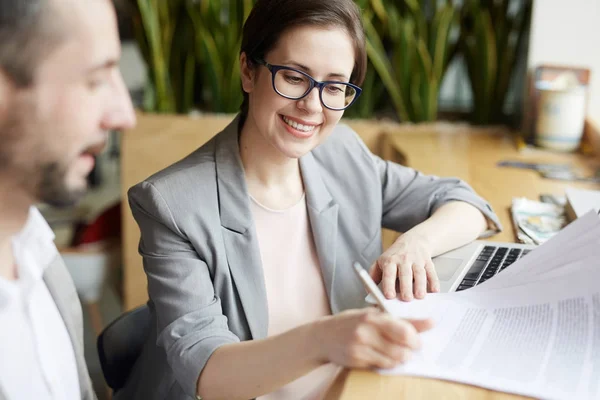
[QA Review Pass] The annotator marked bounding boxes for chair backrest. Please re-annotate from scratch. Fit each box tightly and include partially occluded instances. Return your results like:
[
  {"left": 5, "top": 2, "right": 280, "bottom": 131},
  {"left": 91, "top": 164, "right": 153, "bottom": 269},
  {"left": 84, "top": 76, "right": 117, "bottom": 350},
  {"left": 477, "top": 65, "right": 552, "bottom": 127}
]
[{"left": 97, "top": 304, "right": 151, "bottom": 391}]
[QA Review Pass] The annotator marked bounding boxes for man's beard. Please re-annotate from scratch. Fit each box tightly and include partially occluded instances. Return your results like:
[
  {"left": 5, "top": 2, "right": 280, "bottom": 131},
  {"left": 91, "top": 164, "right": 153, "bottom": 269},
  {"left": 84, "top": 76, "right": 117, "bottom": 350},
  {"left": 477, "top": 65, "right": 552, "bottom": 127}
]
[
  {"left": 37, "top": 161, "right": 87, "bottom": 208},
  {"left": 0, "top": 99, "right": 89, "bottom": 208}
]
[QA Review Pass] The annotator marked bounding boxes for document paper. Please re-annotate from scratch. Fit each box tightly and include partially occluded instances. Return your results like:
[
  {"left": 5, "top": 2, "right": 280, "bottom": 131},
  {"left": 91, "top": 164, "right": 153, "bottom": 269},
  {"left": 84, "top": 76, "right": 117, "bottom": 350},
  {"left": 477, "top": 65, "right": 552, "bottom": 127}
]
[{"left": 379, "top": 211, "right": 600, "bottom": 400}]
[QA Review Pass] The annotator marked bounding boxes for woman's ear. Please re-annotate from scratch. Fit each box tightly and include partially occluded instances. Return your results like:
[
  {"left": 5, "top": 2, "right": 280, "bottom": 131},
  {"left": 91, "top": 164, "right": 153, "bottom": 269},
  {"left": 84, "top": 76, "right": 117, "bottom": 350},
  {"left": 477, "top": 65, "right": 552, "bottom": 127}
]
[{"left": 240, "top": 52, "right": 255, "bottom": 94}]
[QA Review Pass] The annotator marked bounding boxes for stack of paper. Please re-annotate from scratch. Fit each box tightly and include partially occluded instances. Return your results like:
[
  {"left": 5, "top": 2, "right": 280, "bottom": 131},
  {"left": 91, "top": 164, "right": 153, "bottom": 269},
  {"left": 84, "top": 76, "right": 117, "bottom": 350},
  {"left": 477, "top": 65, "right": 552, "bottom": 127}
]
[
  {"left": 565, "top": 187, "right": 600, "bottom": 221},
  {"left": 380, "top": 211, "right": 600, "bottom": 400}
]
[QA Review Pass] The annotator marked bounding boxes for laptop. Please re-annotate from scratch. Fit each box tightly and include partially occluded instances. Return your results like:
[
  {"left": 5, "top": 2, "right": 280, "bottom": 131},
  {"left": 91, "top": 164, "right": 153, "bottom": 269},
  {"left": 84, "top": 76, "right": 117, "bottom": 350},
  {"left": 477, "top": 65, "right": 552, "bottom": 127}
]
[
  {"left": 364, "top": 240, "right": 536, "bottom": 305},
  {"left": 433, "top": 240, "right": 535, "bottom": 292}
]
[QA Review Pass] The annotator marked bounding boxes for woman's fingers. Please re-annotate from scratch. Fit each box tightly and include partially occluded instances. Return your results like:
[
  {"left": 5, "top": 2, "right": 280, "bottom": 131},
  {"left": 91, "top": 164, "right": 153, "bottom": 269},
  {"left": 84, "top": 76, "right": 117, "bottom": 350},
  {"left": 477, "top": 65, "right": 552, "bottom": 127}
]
[
  {"left": 375, "top": 315, "right": 426, "bottom": 349},
  {"left": 412, "top": 259, "right": 439, "bottom": 299},
  {"left": 371, "top": 251, "right": 438, "bottom": 301},
  {"left": 412, "top": 263, "right": 427, "bottom": 299},
  {"left": 353, "top": 316, "right": 422, "bottom": 368},
  {"left": 425, "top": 259, "right": 440, "bottom": 293},
  {"left": 369, "top": 261, "right": 382, "bottom": 283},
  {"left": 397, "top": 260, "right": 414, "bottom": 301},
  {"left": 354, "top": 346, "right": 405, "bottom": 369},
  {"left": 326, "top": 310, "right": 435, "bottom": 369},
  {"left": 368, "top": 316, "right": 432, "bottom": 366},
  {"left": 405, "top": 317, "right": 435, "bottom": 333},
  {"left": 380, "top": 258, "right": 399, "bottom": 299}
]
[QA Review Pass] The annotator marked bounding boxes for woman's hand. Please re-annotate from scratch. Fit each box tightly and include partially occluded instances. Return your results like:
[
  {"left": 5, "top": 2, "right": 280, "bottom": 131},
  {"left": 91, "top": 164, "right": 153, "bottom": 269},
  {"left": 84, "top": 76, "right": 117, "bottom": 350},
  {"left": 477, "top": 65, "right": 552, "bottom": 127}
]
[
  {"left": 370, "top": 231, "right": 440, "bottom": 301},
  {"left": 314, "top": 308, "right": 433, "bottom": 369}
]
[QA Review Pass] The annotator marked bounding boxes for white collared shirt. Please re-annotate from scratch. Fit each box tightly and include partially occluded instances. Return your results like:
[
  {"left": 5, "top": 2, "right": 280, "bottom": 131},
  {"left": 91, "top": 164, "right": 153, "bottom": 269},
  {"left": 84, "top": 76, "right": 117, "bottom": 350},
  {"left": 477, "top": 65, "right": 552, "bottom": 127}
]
[{"left": 0, "top": 207, "right": 80, "bottom": 400}]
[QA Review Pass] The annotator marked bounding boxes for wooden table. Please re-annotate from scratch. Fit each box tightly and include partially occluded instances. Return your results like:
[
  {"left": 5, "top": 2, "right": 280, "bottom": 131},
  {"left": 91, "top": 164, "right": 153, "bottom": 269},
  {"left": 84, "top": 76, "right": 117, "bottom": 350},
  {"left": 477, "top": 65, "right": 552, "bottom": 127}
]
[
  {"left": 326, "top": 127, "right": 600, "bottom": 400},
  {"left": 380, "top": 127, "right": 600, "bottom": 243}
]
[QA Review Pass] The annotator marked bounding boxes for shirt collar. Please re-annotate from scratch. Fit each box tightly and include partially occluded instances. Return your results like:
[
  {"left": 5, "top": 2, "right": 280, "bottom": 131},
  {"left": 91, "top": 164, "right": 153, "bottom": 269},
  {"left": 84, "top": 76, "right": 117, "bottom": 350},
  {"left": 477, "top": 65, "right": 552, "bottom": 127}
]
[
  {"left": 14, "top": 207, "right": 58, "bottom": 274},
  {"left": 8, "top": 207, "right": 56, "bottom": 279},
  {"left": 0, "top": 207, "right": 57, "bottom": 307},
  {"left": 14, "top": 207, "right": 55, "bottom": 241}
]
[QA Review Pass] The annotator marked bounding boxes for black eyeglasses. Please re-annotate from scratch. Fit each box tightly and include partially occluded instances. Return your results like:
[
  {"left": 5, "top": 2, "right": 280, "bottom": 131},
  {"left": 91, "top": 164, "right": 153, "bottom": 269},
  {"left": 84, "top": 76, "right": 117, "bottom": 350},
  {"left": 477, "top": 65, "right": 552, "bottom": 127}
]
[{"left": 254, "top": 58, "right": 362, "bottom": 111}]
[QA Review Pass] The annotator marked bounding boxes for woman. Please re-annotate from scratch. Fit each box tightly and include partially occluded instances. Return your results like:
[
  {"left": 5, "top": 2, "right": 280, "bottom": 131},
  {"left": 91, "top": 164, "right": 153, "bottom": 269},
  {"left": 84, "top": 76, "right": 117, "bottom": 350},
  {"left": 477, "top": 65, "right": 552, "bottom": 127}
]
[{"left": 121, "top": 0, "right": 500, "bottom": 399}]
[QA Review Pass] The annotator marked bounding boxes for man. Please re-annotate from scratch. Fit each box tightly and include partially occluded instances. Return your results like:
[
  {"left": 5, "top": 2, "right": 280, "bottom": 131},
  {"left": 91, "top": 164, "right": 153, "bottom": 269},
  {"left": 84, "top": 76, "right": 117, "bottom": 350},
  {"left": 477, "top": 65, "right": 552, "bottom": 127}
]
[{"left": 0, "top": 0, "right": 136, "bottom": 398}]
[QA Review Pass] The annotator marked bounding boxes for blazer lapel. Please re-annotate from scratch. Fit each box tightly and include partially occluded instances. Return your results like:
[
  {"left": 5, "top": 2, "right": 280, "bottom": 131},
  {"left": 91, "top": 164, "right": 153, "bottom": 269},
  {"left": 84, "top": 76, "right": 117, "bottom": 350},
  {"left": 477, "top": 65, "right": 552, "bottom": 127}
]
[
  {"left": 43, "top": 256, "right": 94, "bottom": 400},
  {"left": 300, "top": 153, "right": 339, "bottom": 308},
  {"left": 215, "top": 117, "right": 269, "bottom": 340}
]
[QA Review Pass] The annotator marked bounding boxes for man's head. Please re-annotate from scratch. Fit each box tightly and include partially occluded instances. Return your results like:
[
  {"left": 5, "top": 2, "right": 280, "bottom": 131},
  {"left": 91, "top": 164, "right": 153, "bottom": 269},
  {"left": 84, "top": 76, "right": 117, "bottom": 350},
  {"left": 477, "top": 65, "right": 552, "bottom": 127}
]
[{"left": 0, "top": 0, "right": 136, "bottom": 207}]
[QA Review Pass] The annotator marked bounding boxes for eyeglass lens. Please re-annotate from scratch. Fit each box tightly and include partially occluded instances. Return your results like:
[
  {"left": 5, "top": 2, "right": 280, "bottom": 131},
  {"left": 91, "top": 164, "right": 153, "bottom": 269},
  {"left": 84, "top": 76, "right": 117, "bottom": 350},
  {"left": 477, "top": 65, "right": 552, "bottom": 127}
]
[{"left": 273, "top": 69, "right": 357, "bottom": 110}]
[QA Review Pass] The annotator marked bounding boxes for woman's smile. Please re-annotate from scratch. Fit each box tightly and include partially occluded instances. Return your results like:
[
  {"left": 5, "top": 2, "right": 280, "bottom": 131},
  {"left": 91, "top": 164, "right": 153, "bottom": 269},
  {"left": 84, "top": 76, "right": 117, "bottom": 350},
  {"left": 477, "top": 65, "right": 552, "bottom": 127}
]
[{"left": 279, "top": 114, "right": 321, "bottom": 139}]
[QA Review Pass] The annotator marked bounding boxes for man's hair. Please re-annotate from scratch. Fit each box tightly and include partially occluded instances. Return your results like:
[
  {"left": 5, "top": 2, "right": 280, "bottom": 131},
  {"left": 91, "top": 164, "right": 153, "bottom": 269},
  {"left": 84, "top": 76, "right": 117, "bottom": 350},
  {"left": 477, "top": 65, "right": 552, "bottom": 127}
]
[{"left": 0, "top": 0, "right": 62, "bottom": 87}]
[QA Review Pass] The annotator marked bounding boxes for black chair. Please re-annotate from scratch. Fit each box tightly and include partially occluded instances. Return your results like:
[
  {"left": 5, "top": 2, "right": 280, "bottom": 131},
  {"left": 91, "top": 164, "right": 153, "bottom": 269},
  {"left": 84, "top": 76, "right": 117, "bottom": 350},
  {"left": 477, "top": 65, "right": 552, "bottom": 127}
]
[{"left": 97, "top": 304, "right": 151, "bottom": 392}]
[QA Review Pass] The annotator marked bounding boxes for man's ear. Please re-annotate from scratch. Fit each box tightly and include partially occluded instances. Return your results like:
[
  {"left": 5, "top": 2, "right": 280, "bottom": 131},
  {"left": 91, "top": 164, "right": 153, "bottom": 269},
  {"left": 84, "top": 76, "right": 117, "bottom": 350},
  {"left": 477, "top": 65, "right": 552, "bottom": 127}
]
[{"left": 240, "top": 52, "right": 256, "bottom": 94}]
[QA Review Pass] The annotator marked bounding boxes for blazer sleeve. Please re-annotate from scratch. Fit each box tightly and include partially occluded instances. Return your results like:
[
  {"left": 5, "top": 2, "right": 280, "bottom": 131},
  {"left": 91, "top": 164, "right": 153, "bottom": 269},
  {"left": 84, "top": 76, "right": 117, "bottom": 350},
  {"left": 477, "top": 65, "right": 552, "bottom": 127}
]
[
  {"left": 375, "top": 154, "right": 502, "bottom": 235},
  {"left": 128, "top": 181, "right": 240, "bottom": 398},
  {"left": 346, "top": 130, "right": 502, "bottom": 236}
]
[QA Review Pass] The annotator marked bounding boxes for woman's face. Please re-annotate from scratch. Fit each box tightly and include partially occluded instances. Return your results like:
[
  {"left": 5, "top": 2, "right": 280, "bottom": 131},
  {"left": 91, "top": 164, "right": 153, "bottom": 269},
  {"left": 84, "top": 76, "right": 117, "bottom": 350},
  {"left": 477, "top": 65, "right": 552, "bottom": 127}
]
[{"left": 241, "top": 25, "right": 356, "bottom": 159}]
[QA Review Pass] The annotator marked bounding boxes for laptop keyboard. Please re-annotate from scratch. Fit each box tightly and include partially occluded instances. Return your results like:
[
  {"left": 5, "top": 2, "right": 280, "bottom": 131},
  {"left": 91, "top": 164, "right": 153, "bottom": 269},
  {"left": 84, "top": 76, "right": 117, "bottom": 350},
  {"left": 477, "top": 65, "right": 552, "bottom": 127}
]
[{"left": 455, "top": 246, "right": 531, "bottom": 291}]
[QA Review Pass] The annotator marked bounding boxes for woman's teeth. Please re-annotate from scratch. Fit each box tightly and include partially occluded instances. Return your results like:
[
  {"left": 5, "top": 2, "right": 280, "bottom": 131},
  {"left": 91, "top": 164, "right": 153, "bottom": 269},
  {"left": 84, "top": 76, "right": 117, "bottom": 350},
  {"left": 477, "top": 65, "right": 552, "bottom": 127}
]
[{"left": 282, "top": 116, "right": 317, "bottom": 132}]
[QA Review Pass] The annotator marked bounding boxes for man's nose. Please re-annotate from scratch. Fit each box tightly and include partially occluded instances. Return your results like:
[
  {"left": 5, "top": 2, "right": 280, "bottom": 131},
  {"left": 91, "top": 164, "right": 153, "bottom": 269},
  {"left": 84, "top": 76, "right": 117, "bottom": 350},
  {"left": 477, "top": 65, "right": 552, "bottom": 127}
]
[{"left": 102, "top": 71, "right": 137, "bottom": 132}]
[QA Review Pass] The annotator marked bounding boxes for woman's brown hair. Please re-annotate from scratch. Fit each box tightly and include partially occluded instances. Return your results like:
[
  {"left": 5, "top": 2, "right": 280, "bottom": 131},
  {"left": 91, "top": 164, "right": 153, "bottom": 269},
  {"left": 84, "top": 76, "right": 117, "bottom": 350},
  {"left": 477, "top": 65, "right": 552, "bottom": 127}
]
[{"left": 239, "top": 0, "right": 367, "bottom": 118}]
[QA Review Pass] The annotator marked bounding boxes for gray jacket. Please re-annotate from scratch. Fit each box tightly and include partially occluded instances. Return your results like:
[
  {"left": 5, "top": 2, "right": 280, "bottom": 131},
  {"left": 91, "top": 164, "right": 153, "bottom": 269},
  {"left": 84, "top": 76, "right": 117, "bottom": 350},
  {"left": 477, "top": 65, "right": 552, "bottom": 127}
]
[{"left": 119, "top": 116, "right": 501, "bottom": 399}]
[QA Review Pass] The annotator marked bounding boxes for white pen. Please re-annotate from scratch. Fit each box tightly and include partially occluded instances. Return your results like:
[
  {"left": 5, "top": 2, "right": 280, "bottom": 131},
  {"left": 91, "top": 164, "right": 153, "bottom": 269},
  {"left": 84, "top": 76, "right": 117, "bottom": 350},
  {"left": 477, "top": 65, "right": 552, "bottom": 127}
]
[{"left": 353, "top": 261, "right": 394, "bottom": 314}]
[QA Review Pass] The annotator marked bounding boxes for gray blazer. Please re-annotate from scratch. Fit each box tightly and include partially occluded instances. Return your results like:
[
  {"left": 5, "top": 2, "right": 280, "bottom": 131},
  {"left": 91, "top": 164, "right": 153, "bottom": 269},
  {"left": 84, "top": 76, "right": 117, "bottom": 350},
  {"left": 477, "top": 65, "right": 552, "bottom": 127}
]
[
  {"left": 0, "top": 256, "right": 97, "bottom": 400},
  {"left": 119, "top": 116, "right": 500, "bottom": 400}
]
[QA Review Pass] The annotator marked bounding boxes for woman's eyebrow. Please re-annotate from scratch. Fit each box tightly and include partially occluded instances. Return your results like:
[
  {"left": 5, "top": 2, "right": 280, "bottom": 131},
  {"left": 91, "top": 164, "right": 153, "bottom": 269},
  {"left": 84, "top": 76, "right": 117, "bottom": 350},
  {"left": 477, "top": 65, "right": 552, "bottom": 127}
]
[{"left": 283, "top": 60, "right": 349, "bottom": 81}]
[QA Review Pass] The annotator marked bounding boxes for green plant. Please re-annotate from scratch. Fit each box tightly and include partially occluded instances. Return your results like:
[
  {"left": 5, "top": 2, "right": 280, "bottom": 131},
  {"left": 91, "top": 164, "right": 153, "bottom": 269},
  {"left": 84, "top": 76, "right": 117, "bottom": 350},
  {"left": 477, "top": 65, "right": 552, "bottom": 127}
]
[
  {"left": 130, "top": 0, "right": 253, "bottom": 114},
  {"left": 132, "top": 0, "right": 196, "bottom": 113},
  {"left": 186, "top": 0, "right": 254, "bottom": 113},
  {"left": 363, "top": 0, "right": 458, "bottom": 122},
  {"left": 343, "top": 62, "right": 386, "bottom": 119},
  {"left": 460, "top": 0, "right": 532, "bottom": 124}
]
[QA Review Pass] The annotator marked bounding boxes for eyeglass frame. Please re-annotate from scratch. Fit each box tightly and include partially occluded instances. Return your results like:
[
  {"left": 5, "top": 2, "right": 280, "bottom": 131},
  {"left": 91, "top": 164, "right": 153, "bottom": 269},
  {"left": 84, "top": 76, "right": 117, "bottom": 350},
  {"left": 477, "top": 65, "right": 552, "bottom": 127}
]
[{"left": 253, "top": 58, "right": 363, "bottom": 111}]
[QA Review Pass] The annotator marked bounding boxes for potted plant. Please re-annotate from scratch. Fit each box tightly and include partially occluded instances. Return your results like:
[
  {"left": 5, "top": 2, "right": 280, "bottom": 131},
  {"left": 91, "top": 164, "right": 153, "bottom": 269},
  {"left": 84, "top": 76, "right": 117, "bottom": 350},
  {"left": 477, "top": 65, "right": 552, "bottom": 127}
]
[
  {"left": 459, "top": 0, "right": 533, "bottom": 125},
  {"left": 361, "top": 0, "right": 459, "bottom": 122},
  {"left": 130, "top": 0, "right": 254, "bottom": 114}
]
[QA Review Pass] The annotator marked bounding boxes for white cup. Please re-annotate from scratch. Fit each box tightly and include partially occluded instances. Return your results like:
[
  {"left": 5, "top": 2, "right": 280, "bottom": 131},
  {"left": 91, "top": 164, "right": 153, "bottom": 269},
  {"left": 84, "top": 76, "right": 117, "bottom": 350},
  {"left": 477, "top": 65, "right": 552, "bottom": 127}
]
[{"left": 535, "top": 83, "right": 587, "bottom": 152}]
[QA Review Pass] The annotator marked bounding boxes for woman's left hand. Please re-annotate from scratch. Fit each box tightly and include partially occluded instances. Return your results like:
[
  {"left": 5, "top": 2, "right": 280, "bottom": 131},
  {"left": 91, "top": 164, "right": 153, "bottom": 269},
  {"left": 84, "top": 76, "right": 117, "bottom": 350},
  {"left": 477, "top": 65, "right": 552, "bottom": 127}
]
[{"left": 369, "top": 231, "right": 440, "bottom": 301}]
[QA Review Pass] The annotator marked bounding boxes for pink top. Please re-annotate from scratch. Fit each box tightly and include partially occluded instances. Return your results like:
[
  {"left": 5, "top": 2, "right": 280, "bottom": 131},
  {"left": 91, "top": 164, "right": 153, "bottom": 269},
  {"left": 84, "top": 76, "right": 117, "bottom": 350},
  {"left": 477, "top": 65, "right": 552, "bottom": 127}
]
[{"left": 250, "top": 194, "right": 340, "bottom": 400}]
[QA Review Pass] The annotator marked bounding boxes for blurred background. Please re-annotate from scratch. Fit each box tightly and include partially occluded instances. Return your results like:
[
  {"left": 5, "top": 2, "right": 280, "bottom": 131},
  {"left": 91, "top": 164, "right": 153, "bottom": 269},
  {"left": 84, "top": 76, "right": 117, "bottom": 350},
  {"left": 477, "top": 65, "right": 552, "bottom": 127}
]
[
  {"left": 119, "top": 0, "right": 535, "bottom": 124},
  {"left": 40, "top": 0, "right": 599, "bottom": 398}
]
